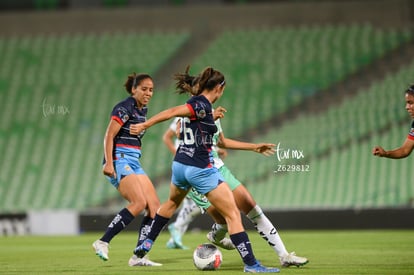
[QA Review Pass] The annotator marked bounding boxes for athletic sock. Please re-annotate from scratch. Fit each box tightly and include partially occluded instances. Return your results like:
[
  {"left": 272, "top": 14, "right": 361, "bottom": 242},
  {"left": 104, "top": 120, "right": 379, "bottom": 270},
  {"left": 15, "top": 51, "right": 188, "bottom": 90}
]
[
  {"left": 230, "top": 231, "right": 257, "bottom": 266},
  {"left": 137, "top": 215, "right": 153, "bottom": 247},
  {"left": 146, "top": 213, "right": 170, "bottom": 241},
  {"left": 247, "top": 205, "right": 288, "bottom": 257},
  {"left": 101, "top": 208, "right": 134, "bottom": 243}
]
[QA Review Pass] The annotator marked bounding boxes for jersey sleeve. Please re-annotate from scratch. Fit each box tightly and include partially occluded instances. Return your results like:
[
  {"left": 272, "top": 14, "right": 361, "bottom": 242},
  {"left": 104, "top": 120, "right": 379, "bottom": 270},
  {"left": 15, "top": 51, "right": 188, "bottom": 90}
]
[
  {"left": 185, "top": 103, "right": 196, "bottom": 120},
  {"left": 408, "top": 121, "right": 414, "bottom": 140},
  {"left": 111, "top": 105, "right": 130, "bottom": 126},
  {"left": 215, "top": 118, "right": 223, "bottom": 134},
  {"left": 186, "top": 98, "right": 209, "bottom": 121}
]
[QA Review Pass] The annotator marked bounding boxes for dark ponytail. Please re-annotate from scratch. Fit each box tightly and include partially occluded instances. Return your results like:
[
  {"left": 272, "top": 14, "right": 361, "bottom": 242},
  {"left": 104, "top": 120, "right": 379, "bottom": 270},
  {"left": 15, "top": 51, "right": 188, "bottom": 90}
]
[
  {"left": 173, "top": 65, "right": 198, "bottom": 95},
  {"left": 196, "top": 67, "right": 225, "bottom": 95}
]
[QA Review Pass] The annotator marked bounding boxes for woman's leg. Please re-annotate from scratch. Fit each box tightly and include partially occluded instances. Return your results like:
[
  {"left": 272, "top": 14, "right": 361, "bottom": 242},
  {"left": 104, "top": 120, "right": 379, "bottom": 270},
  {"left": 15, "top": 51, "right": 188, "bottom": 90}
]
[
  {"left": 93, "top": 174, "right": 149, "bottom": 261},
  {"left": 133, "top": 183, "right": 188, "bottom": 257},
  {"left": 206, "top": 183, "right": 258, "bottom": 266}
]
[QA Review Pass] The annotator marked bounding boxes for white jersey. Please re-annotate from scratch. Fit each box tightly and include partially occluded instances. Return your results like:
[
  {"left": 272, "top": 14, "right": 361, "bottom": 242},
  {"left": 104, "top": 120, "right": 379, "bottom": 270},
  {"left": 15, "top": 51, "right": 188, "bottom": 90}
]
[
  {"left": 211, "top": 119, "right": 224, "bottom": 169},
  {"left": 168, "top": 117, "right": 181, "bottom": 150},
  {"left": 168, "top": 117, "right": 224, "bottom": 169}
]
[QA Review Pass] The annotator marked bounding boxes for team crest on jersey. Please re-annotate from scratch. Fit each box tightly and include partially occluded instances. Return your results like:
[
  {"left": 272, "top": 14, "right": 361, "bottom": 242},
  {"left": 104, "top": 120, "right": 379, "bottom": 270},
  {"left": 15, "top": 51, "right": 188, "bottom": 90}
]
[
  {"left": 117, "top": 107, "right": 130, "bottom": 123},
  {"left": 197, "top": 109, "right": 206, "bottom": 119},
  {"left": 122, "top": 114, "right": 129, "bottom": 123}
]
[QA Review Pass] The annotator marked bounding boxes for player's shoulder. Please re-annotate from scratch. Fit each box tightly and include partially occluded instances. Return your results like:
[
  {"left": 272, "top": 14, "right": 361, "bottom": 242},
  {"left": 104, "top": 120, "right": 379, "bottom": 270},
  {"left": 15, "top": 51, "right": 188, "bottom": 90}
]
[
  {"left": 118, "top": 96, "right": 135, "bottom": 106},
  {"left": 188, "top": 95, "right": 208, "bottom": 104},
  {"left": 113, "top": 97, "right": 135, "bottom": 110}
]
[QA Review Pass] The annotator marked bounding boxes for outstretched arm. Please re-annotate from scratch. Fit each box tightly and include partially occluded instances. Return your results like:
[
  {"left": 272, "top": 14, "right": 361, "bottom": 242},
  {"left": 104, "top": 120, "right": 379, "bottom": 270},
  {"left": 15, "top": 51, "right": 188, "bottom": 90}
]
[
  {"left": 217, "top": 132, "right": 276, "bottom": 156},
  {"left": 372, "top": 138, "right": 414, "bottom": 159},
  {"left": 130, "top": 105, "right": 191, "bottom": 135}
]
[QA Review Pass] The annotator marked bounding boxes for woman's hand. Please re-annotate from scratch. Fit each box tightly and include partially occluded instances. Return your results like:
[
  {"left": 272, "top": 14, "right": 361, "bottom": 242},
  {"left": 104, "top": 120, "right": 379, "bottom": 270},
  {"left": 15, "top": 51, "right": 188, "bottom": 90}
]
[
  {"left": 254, "top": 143, "right": 276, "bottom": 156},
  {"left": 213, "top": 106, "right": 227, "bottom": 120},
  {"left": 372, "top": 145, "right": 386, "bottom": 157},
  {"left": 103, "top": 162, "right": 116, "bottom": 178},
  {"left": 130, "top": 123, "right": 145, "bottom": 135}
]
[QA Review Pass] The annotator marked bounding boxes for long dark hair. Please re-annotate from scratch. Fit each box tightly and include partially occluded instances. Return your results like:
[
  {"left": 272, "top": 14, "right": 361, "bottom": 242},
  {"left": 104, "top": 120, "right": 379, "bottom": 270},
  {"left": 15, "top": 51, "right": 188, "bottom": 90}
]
[{"left": 173, "top": 65, "right": 198, "bottom": 95}]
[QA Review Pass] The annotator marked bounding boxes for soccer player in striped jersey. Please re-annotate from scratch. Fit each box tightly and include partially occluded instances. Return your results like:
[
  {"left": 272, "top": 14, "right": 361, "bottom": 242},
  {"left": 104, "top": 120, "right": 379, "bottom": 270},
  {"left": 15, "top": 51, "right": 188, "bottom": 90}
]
[
  {"left": 163, "top": 67, "right": 308, "bottom": 268},
  {"left": 372, "top": 84, "right": 414, "bottom": 158},
  {"left": 131, "top": 67, "right": 280, "bottom": 273},
  {"left": 92, "top": 73, "right": 162, "bottom": 267}
]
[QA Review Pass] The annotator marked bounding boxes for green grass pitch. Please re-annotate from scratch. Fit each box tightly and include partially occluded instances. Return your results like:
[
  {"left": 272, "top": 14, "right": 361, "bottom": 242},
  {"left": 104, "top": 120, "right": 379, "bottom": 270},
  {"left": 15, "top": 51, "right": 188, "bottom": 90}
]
[{"left": 1, "top": 230, "right": 413, "bottom": 274}]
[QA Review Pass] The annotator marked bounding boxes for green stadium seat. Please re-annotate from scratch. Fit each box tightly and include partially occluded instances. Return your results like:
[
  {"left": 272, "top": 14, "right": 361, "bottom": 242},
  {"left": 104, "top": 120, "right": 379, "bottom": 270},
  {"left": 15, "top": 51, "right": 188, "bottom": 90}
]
[
  {"left": 0, "top": 31, "right": 190, "bottom": 211},
  {"left": 1, "top": 24, "right": 412, "bottom": 211},
  {"left": 224, "top": 58, "right": 414, "bottom": 209}
]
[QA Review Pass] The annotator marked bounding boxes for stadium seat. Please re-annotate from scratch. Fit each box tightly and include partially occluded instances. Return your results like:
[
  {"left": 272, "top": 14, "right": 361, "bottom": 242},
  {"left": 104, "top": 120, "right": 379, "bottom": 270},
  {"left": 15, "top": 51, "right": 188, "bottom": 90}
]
[
  {"left": 225, "top": 58, "right": 414, "bottom": 208},
  {"left": 1, "top": 24, "right": 412, "bottom": 211}
]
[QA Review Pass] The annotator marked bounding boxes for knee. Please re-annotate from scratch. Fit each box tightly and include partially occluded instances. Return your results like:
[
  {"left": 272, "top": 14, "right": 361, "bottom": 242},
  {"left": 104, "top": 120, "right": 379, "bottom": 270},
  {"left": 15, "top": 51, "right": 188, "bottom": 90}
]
[
  {"left": 128, "top": 201, "right": 146, "bottom": 216},
  {"left": 146, "top": 201, "right": 160, "bottom": 217},
  {"left": 158, "top": 200, "right": 179, "bottom": 217},
  {"left": 225, "top": 208, "right": 242, "bottom": 223}
]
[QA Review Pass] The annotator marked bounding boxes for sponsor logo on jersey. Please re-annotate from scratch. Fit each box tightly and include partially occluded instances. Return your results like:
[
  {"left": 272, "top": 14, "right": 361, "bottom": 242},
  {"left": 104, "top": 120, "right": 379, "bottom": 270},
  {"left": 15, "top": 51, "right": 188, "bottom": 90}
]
[{"left": 197, "top": 109, "right": 206, "bottom": 119}]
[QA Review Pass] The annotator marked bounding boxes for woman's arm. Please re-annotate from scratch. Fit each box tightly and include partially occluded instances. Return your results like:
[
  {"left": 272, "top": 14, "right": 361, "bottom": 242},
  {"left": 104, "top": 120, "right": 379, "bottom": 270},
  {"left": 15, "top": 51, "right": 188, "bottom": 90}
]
[
  {"left": 103, "top": 119, "right": 122, "bottom": 177},
  {"left": 130, "top": 105, "right": 191, "bottom": 135},
  {"left": 217, "top": 132, "right": 276, "bottom": 156},
  {"left": 163, "top": 128, "right": 177, "bottom": 155},
  {"left": 372, "top": 138, "right": 414, "bottom": 159}
]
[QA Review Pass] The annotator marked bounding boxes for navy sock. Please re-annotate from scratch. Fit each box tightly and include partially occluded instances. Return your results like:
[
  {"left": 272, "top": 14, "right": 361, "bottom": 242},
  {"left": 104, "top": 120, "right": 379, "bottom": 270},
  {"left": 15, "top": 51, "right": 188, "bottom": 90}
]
[
  {"left": 146, "top": 213, "right": 170, "bottom": 242},
  {"left": 101, "top": 208, "right": 134, "bottom": 243},
  {"left": 230, "top": 231, "right": 257, "bottom": 266},
  {"left": 137, "top": 216, "right": 153, "bottom": 246}
]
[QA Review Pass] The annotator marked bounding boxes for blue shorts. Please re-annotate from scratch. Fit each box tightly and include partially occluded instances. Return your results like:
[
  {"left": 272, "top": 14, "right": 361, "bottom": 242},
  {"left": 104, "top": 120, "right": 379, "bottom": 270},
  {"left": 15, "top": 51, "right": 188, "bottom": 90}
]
[
  {"left": 187, "top": 165, "right": 241, "bottom": 210},
  {"left": 106, "top": 152, "right": 146, "bottom": 189},
  {"left": 171, "top": 161, "right": 224, "bottom": 195}
]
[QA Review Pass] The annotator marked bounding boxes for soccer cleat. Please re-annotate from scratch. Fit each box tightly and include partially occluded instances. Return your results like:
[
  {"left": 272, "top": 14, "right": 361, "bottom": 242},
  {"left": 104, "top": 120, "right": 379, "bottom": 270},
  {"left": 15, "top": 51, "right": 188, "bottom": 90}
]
[
  {"left": 168, "top": 223, "right": 188, "bottom": 249},
  {"left": 92, "top": 239, "right": 109, "bottom": 261},
  {"left": 244, "top": 261, "right": 280, "bottom": 273},
  {"left": 133, "top": 239, "right": 153, "bottom": 258},
  {"left": 206, "top": 231, "right": 235, "bottom": 250},
  {"left": 280, "top": 252, "right": 309, "bottom": 267},
  {"left": 166, "top": 238, "right": 178, "bottom": 249},
  {"left": 166, "top": 238, "right": 189, "bottom": 250},
  {"left": 128, "top": 255, "right": 162, "bottom": 266}
]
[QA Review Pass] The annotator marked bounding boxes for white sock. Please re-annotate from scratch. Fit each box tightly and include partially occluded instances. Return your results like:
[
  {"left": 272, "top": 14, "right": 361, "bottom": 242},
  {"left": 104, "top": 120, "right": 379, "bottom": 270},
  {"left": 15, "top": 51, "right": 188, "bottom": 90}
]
[
  {"left": 211, "top": 223, "right": 228, "bottom": 241},
  {"left": 174, "top": 197, "right": 202, "bottom": 235},
  {"left": 247, "top": 205, "right": 288, "bottom": 258}
]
